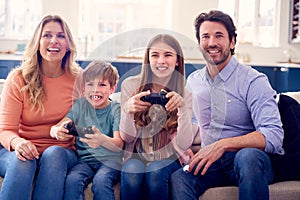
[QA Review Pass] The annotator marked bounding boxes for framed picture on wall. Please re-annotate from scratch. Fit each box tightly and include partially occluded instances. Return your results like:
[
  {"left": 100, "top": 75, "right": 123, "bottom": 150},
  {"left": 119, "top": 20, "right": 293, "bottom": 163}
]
[{"left": 290, "top": 0, "right": 300, "bottom": 43}]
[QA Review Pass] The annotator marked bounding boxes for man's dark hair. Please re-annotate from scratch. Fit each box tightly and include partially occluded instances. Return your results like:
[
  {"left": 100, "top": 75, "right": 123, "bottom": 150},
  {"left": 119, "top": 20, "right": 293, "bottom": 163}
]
[{"left": 194, "top": 10, "right": 237, "bottom": 55}]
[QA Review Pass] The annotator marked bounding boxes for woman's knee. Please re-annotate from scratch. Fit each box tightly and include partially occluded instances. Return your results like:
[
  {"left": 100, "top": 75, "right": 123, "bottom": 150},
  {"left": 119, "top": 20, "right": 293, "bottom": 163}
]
[
  {"left": 42, "top": 146, "right": 69, "bottom": 159},
  {"left": 10, "top": 153, "right": 37, "bottom": 172},
  {"left": 3, "top": 153, "right": 37, "bottom": 185},
  {"left": 40, "top": 146, "right": 76, "bottom": 168}
]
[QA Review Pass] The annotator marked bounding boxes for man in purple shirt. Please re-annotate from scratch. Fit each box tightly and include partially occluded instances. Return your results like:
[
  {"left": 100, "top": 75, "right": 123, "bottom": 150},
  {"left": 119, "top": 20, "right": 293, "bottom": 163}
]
[{"left": 170, "top": 10, "right": 284, "bottom": 200}]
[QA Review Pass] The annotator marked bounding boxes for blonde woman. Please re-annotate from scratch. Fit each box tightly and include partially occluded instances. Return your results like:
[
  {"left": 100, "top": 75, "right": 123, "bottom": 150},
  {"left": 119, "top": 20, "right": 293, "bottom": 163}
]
[{"left": 0, "top": 15, "right": 83, "bottom": 200}]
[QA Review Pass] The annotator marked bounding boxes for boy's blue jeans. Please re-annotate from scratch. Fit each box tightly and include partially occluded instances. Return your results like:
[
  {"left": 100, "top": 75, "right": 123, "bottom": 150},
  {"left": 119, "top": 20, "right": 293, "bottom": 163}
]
[
  {"left": 121, "top": 158, "right": 181, "bottom": 200},
  {"left": 0, "top": 145, "right": 77, "bottom": 200},
  {"left": 170, "top": 148, "right": 274, "bottom": 200},
  {"left": 64, "top": 160, "right": 121, "bottom": 200}
]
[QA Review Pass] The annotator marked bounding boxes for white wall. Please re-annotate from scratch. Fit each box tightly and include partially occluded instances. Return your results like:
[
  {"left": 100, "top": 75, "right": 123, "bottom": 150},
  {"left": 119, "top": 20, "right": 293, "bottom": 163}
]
[
  {"left": 172, "top": 0, "right": 218, "bottom": 41},
  {"left": 42, "top": 0, "right": 79, "bottom": 41},
  {"left": 1, "top": 0, "right": 299, "bottom": 64}
]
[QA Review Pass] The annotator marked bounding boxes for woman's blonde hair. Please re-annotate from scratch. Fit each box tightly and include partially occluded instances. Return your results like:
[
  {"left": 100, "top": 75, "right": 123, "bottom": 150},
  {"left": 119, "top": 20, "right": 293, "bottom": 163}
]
[
  {"left": 12, "top": 15, "right": 80, "bottom": 113},
  {"left": 134, "top": 34, "right": 185, "bottom": 131}
]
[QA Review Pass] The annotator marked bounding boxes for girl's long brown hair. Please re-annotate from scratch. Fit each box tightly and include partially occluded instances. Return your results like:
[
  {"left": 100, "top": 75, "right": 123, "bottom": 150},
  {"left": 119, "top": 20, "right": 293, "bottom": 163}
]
[{"left": 134, "top": 34, "right": 185, "bottom": 131}]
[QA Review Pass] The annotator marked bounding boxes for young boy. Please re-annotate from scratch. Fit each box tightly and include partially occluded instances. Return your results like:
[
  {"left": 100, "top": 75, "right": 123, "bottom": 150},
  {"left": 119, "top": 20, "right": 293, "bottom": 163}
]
[{"left": 51, "top": 60, "right": 123, "bottom": 200}]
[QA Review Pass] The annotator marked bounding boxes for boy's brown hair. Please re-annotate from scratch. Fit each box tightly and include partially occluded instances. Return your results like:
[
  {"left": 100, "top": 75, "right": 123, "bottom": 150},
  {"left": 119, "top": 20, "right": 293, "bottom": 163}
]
[{"left": 83, "top": 60, "right": 119, "bottom": 87}]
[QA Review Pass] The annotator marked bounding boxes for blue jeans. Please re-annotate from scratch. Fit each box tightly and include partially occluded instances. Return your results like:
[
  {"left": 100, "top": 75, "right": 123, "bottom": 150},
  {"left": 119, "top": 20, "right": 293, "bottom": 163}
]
[
  {"left": 0, "top": 145, "right": 77, "bottom": 200},
  {"left": 64, "top": 160, "right": 121, "bottom": 200},
  {"left": 170, "top": 148, "right": 274, "bottom": 200},
  {"left": 121, "top": 158, "right": 181, "bottom": 200}
]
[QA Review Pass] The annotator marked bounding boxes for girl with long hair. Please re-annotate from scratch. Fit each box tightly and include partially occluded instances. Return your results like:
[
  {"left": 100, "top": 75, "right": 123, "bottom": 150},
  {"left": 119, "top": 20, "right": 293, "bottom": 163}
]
[{"left": 120, "top": 34, "right": 194, "bottom": 200}]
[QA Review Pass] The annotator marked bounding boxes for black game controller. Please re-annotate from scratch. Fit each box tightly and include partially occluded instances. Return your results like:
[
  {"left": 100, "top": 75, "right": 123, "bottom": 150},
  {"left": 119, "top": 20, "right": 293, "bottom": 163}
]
[
  {"left": 140, "top": 91, "right": 169, "bottom": 107},
  {"left": 64, "top": 122, "right": 94, "bottom": 138}
]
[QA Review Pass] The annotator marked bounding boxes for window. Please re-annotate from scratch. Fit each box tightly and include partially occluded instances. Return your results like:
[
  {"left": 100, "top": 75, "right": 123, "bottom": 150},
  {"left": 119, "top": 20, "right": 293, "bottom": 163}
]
[
  {"left": 78, "top": 0, "right": 173, "bottom": 59},
  {"left": 0, "top": 0, "right": 42, "bottom": 39},
  {"left": 218, "top": 0, "right": 280, "bottom": 47}
]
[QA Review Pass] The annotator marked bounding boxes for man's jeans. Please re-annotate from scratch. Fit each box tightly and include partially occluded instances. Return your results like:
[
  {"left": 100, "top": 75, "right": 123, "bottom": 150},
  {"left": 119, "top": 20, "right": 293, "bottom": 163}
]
[{"left": 170, "top": 148, "right": 274, "bottom": 200}]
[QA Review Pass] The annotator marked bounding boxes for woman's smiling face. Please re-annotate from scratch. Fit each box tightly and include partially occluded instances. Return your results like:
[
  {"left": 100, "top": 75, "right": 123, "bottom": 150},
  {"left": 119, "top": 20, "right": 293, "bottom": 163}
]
[{"left": 39, "top": 21, "right": 68, "bottom": 63}]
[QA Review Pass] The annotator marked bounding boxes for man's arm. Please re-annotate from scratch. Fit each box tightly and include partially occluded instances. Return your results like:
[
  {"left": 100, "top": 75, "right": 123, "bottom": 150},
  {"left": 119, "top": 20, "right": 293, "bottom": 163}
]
[{"left": 188, "top": 131, "right": 265, "bottom": 175}]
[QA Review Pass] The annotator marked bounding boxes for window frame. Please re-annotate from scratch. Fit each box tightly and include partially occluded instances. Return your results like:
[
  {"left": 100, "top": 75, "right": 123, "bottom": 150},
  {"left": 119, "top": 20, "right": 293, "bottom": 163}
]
[
  {"left": 219, "top": 0, "right": 280, "bottom": 48},
  {"left": 0, "top": 0, "right": 42, "bottom": 40}
]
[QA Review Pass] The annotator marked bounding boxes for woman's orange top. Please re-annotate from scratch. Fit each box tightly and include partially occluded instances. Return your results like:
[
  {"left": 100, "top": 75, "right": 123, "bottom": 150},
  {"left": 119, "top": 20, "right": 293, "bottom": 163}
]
[{"left": 0, "top": 70, "right": 83, "bottom": 154}]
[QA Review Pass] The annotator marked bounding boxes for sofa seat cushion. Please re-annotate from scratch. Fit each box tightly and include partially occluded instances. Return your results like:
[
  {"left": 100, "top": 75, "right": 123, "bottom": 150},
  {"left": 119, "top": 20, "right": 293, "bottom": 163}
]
[{"left": 199, "top": 181, "right": 300, "bottom": 200}]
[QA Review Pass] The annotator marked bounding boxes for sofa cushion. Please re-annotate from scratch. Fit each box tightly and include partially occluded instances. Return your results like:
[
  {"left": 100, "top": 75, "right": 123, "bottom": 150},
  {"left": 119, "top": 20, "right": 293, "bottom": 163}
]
[
  {"left": 278, "top": 94, "right": 300, "bottom": 154},
  {"left": 271, "top": 94, "right": 300, "bottom": 181},
  {"left": 199, "top": 181, "right": 300, "bottom": 200}
]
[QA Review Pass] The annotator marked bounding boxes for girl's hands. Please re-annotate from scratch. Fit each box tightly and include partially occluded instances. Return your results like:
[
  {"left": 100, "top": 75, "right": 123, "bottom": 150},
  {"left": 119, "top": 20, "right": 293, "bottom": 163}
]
[
  {"left": 123, "top": 90, "right": 184, "bottom": 113},
  {"left": 11, "top": 137, "right": 39, "bottom": 161},
  {"left": 165, "top": 91, "right": 184, "bottom": 111},
  {"left": 123, "top": 90, "right": 151, "bottom": 113}
]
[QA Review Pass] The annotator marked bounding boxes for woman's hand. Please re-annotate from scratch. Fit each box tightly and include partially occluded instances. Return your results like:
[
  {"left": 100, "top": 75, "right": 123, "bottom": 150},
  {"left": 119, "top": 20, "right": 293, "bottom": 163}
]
[
  {"left": 123, "top": 90, "right": 151, "bottom": 113},
  {"left": 165, "top": 91, "right": 184, "bottom": 111},
  {"left": 11, "top": 137, "right": 39, "bottom": 161},
  {"left": 50, "top": 121, "right": 74, "bottom": 141}
]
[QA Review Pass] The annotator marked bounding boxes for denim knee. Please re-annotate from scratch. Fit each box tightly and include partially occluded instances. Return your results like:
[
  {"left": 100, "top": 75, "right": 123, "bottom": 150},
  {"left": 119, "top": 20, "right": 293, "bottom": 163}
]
[
  {"left": 234, "top": 148, "right": 273, "bottom": 181},
  {"left": 121, "top": 159, "right": 145, "bottom": 200},
  {"left": 42, "top": 146, "right": 72, "bottom": 159},
  {"left": 145, "top": 160, "right": 176, "bottom": 172},
  {"left": 40, "top": 146, "right": 77, "bottom": 169},
  {"left": 10, "top": 152, "right": 37, "bottom": 173},
  {"left": 145, "top": 160, "right": 177, "bottom": 185},
  {"left": 235, "top": 148, "right": 269, "bottom": 167},
  {"left": 122, "top": 159, "right": 145, "bottom": 173},
  {"left": 94, "top": 166, "right": 119, "bottom": 187},
  {"left": 0, "top": 152, "right": 37, "bottom": 200},
  {"left": 121, "top": 159, "right": 145, "bottom": 190}
]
